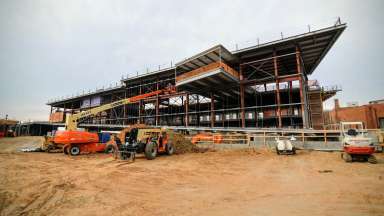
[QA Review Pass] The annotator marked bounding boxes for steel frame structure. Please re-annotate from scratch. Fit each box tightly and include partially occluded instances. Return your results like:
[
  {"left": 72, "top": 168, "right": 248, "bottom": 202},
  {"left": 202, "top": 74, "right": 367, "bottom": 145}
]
[{"left": 47, "top": 23, "right": 346, "bottom": 130}]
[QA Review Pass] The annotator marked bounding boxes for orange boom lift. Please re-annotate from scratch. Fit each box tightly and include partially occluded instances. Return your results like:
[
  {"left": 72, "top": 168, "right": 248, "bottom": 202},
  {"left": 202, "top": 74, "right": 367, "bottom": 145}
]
[{"left": 43, "top": 86, "right": 175, "bottom": 155}]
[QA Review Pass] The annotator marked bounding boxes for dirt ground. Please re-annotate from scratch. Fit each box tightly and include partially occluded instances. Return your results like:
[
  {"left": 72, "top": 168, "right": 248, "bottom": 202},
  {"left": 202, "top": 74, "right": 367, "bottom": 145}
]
[{"left": 0, "top": 137, "right": 383, "bottom": 216}]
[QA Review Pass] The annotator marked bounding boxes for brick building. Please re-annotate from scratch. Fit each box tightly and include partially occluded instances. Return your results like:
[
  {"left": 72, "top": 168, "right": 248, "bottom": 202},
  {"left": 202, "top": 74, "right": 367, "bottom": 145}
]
[{"left": 324, "top": 99, "right": 384, "bottom": 129}]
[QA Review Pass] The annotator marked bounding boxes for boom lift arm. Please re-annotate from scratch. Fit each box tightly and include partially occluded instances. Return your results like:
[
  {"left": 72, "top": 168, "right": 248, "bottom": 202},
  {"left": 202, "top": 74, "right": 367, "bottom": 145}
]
[{"left": 65, "top": 86, "right": 175, "bottom": 131}]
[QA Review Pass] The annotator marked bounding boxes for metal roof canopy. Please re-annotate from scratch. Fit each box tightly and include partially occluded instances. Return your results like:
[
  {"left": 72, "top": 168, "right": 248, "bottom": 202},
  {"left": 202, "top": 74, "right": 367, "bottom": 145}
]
[
  {"left": 176, "top": 67, "right": 244, "bottom": 101},
  {"left": 175, "top": 45, "right": 238, "bottom": 73},
  {"left": 174, "top": 45, "right": 242, "bottom": 100},
  {"left": 233, "top": 23, "right": 347, "bottom": 76}
]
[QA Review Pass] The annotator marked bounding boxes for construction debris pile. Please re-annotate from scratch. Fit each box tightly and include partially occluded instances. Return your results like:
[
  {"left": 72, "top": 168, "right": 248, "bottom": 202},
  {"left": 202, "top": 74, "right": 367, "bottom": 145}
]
[{"left": 170, "top": 131, "right": 209, "bottom": 154}]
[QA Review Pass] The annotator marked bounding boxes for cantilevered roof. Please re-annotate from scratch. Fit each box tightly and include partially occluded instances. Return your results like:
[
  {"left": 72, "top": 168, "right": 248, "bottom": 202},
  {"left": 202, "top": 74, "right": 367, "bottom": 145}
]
[
  {"left": 176, "top": 44, "right": 238, "bottom": 72},
  {"left": 233, "top": 23, "right": 347, "bottom": 75}
]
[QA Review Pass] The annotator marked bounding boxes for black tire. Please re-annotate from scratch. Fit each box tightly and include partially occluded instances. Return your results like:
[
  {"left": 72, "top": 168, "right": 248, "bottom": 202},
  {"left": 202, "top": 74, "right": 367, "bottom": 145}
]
[
  {"left": 342, "top": 152, "right": 352, "bottom": 162},
  {"left": 165, "top": 143, "right": 175, "bottom": 155},
  {"left": 145, "top": 141, "right": 157, "bottom": 160},
  {"left": 69, "top": 145, "right": 80, "bottom": 156},
  {"left": 63, "top": 146, "right": 69, "bottom": 155},
  {"left": 292, "top": 147, "right": 296, "bottom": 155},
  {"left": 276, "top": 147, "right": 280, "bottom": 155},
  {"left": 46, "top": 144, "right": 55, "bottom": 153},
  {"left": 368, "top": 155, "right": 378, "bottom": 164},
  {"left": 104, "top": 144, "right": 115, "bottom": 154},
  {"left": 120, "top": 152, "right": 130, "bottom": 160}
]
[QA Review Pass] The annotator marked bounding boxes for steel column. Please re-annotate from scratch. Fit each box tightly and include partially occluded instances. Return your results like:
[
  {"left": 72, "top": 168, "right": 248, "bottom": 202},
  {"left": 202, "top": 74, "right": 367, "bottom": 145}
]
[
  {"left": 240, "top": 66, "right": 245, "bottom": 128},
  {"left": 123, "top": 90, "right": 127, "bottom": 125},
  {"left": 185, "top": 94, "right": 189, "bottom": 127},
  {"left": 138, "top": 83, "right": 142, "bottom": 124},
  {"left": 210, "top": 92, "right": 215, "bottom": 127},
  {"left": 296, "top": 46, "right": 307, "bottom": 128},
  {"left": 273, "top": 50, "right": 282, "bottom": 128},
  {"left": 196, "top": 95, "right": 200, "bottom": 126},
  {"left": 155, "top": 95, "right": 159, "bottom": 126}
]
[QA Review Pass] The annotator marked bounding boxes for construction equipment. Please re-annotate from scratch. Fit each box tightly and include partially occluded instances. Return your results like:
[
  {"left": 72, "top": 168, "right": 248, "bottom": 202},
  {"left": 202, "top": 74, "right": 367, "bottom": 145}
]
[
  {"left": 105, "top": 125, "right": 175, "bottom": 160},
  {"left": 275, "top": 136, "right": 296, "bottom": 155},
  {"left": 61, "top": 131, "right": 112, "bottom": 155},
  {"left": 42, "top": 86, "right": 176, "bottom": 154},
  {"left": 340, "top": 122, "right": 377, "bottom": 163}
]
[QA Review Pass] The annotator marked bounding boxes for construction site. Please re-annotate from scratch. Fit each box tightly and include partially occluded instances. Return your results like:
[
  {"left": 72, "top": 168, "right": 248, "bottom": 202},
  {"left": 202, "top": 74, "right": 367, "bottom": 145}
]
[{"left": 1, "top": 12, "right": 384, "bottom": 216}]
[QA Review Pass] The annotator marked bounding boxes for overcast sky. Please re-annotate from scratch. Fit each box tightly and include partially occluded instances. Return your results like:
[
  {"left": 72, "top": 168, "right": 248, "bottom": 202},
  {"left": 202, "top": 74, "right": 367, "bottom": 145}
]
[{"left": 0, "top": 0, "right": 383, "bottom": 121}]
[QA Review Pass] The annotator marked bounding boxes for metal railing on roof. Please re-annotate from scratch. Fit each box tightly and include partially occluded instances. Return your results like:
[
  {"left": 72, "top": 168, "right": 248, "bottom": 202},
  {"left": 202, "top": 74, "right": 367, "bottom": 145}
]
[
  {"left": 120, "top": 61, "right": 177, "bottom": 81},
  {"left": 47, "top": 82, "right": 124, "bottom": 104},
  {"left": 231, "top": 17, "right": 344, "bottom": 52}
]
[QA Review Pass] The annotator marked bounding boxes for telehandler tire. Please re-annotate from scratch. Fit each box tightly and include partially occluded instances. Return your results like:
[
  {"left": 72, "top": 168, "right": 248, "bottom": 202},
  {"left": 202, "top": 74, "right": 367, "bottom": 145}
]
[
  {"left": 104, "top": 144, "right": 115, "bottom": 154},
  {"left": 145, "top": 141, "right": 157, "bottom": 160},
  {"left": 166, "top": 143, "right": 175, "bottom": 155}
]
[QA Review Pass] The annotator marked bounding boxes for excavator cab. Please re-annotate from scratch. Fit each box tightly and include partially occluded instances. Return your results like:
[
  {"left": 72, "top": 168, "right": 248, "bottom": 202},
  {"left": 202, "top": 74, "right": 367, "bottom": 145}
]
[
  {"left": 125, "top": 128, "right": 138, "bottom": 144},
  {"left": 112, "top": 128, "right": 139, "bottom": 161},
  {"left": 340, "top": 122, "right": 377, "bottom": 163}
]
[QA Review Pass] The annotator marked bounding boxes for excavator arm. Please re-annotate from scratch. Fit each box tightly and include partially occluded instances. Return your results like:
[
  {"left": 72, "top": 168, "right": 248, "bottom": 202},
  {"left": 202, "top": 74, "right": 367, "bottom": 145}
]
[{"left": 65, "top": 86, "right": 175, "bottom": 131}]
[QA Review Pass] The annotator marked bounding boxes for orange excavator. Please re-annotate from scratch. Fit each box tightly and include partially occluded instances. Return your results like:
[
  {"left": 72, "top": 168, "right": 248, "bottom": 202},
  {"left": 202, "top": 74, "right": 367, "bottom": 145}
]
[{"left": 42, "top": 86, "right": 176, "bottom": 155}]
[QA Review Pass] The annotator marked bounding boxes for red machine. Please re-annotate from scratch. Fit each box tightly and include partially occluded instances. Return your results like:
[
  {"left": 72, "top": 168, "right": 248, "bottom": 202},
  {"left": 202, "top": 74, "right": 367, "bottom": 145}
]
[
  {"left": 340, "top": 122, "right": 377, "bottom": 163},
  {"left": 53, "top": 131, "right": 105, "bottom": 155},
  {"left": 44, "top": 130, "right": 109, "bottom": 155}
]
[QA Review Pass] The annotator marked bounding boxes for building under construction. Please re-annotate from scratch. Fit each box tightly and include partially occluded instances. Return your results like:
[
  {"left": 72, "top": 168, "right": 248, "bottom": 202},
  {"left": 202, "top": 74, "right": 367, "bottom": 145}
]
[{"left": 46, "top": 22, "right": 346, "bottom": 130}]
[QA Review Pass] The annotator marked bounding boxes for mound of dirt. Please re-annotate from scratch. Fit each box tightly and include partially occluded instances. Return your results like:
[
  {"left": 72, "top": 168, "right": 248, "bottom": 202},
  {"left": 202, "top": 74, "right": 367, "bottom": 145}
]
[
  {"left": 0, "top": 136, "right": 44, "bottom": 153},
  {"left": 169, "top": 131, "right": 209, "bottom": 154}
]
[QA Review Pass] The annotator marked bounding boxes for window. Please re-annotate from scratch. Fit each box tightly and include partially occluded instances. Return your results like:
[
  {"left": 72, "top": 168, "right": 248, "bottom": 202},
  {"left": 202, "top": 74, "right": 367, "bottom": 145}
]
[
  {"left": 231, "top": 113, "right": 237, "bottom": 119},
  {"left": 246, "top": 112, "right": 254, "bottom": 119}
]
